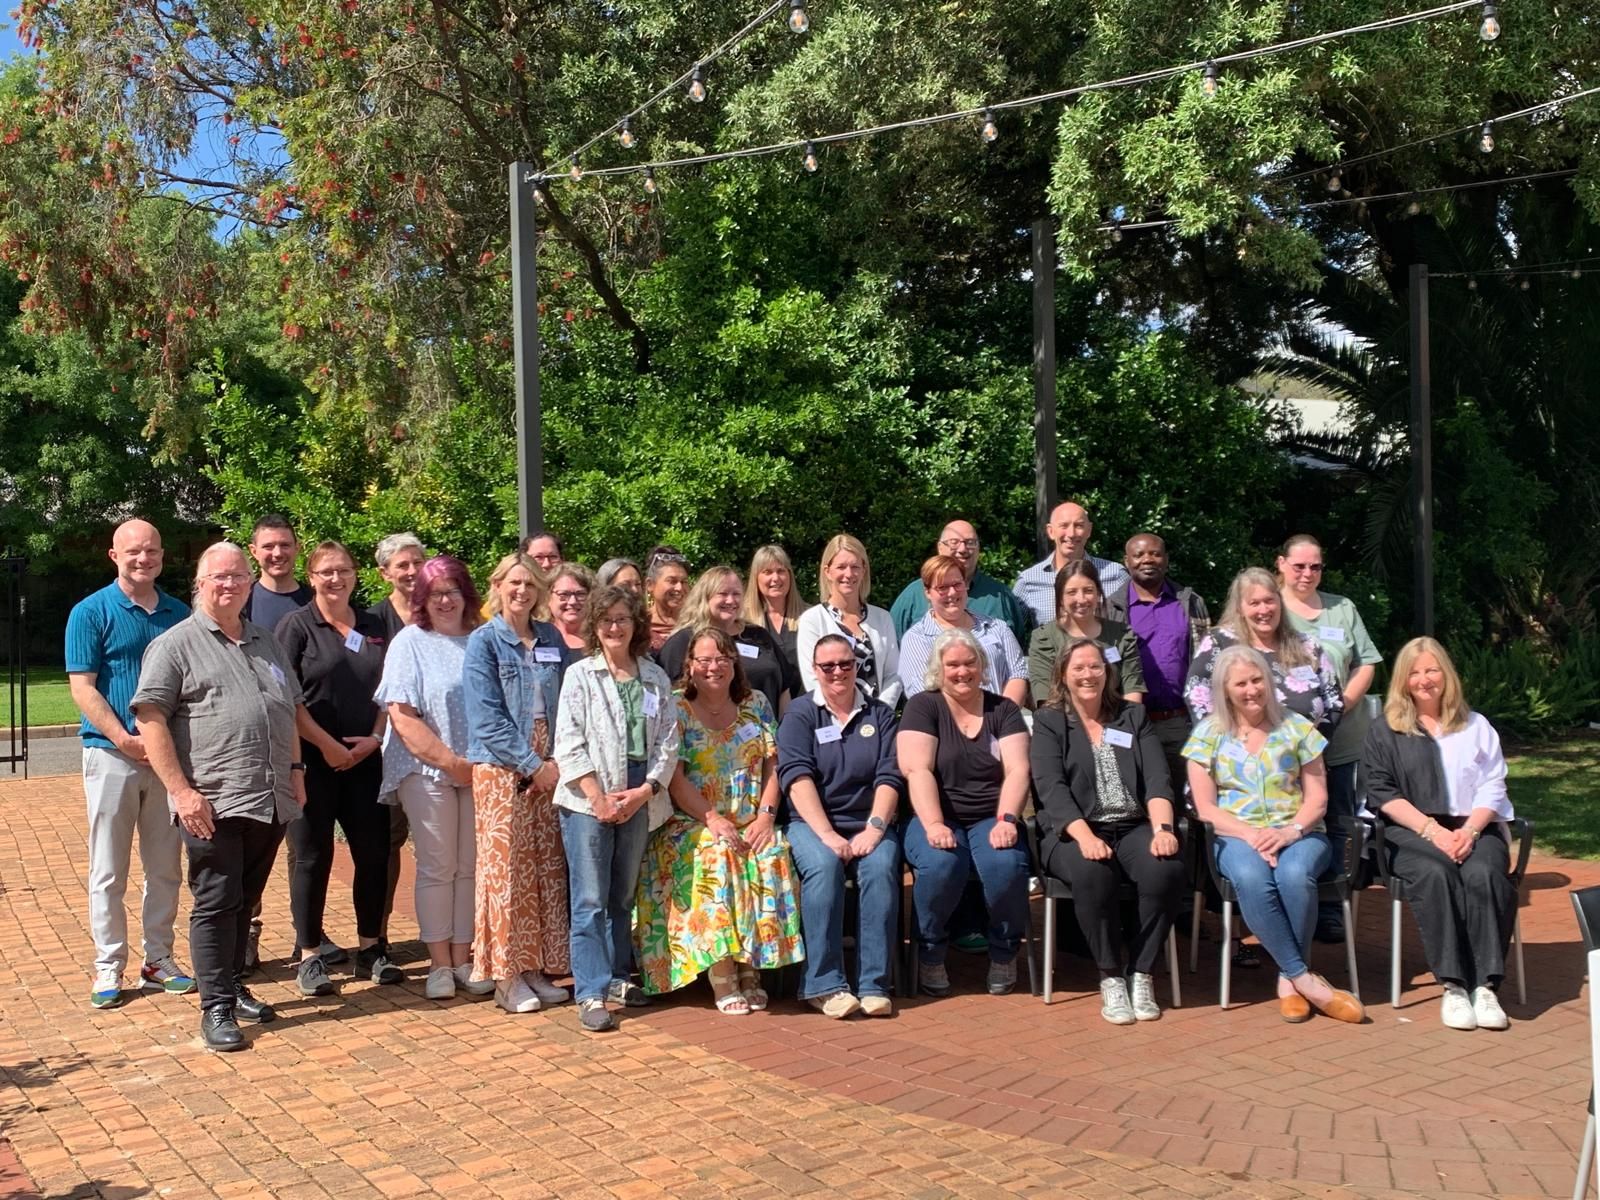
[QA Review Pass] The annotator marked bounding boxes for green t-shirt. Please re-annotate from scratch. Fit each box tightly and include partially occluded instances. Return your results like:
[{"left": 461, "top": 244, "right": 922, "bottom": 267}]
[
  {"left": 616, "top": 675, "right": 647, "bottom": 761},
  {"left": 1284, "top": 592, "right": 1382, "bottom": 766}
]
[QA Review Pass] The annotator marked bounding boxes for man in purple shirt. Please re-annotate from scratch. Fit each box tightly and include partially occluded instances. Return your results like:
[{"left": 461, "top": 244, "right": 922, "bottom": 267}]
[{"left": 1105, "top": 533, "right": 1210, "bottom": 789}]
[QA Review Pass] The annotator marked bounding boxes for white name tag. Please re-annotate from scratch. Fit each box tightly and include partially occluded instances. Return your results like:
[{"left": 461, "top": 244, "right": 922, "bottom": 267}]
[
  {"left": 343, "top": 629, "right": 365, "bottom": 653},
  {"left": 988, "top": 736, "right": 1001, "bottom": 760},
  {"left": 268, "top": 662, "right": 286, "bottom": 687},
  {"left": 1317, "top": 625, "right": 1346, "bottom": 643},
  {"left": 1102, "top": 645, "right": 1122, "bottom": 664},
  {"left": 534, "top": 646, "right": 562, "bottom": 663},
  {"left": 1224, "top": 739, "right": 1249, "bottom": 763},
  {"left": 736, "top": 641, "right": 760, "bottom": 659},
  {"left": 1103, "top": 728, "right": 1133, "bottom": 749},
  {"left": 643, "top": 690, "right": 660, "bottom": 718},
  {"left": 814, "top": 725, "right": 843, "bottom": 745},
  {"left": 1290, "top": 666, "right": 1316, "bottom": 682},
  {"left": 736, "top": 722, "right": 762, "bottom": 743}
]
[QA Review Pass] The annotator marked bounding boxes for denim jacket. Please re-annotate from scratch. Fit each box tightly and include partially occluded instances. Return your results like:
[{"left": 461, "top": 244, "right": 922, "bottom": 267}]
[{"left": 464, "top": 615, "right": 565, "bottom": 774}]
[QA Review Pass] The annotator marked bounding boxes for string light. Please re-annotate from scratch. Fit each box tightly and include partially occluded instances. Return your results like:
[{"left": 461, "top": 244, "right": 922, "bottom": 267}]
[
  {"left": 1478, "top": 120, "right": 1495, "bottom": 153},
  {"left": 1110, "top": 220, "right": 1124, "bottom": 243},
  {"left": 643, "top": 167, "right": 657, "bottom": 194},
  {"left": 569, "top": 154, "right": 582, "bottom": 182},
  {"left": 787, "top": 0, "right": 809, "bottom": 34},
  {"left": 1407, "top": 199, "right": 1422, "bottom": 215},
  {"left": 1574, "top": 268, "right": 1583, "bottom": 279},
  {"left": 802, "top": 140, "right": 819, "bottom": 172},
  {"left": 980, "top": 108, "right": 999, "bottom": 143},
  {"left": 619, "top": 118, "right": 636, "bottom": 149},
  {"left": 1467, "top": 278, "right": 1478, "bottom": 290},
  {"left": 1520, "top": 277, "right": 1531, "bottom": 290},
  {"left": 688, "top": 64, "right": 707, "bottom": 103},
  {"left": 1479, "top": 1, "right": 1500, "bottom": 40},
  {"left": 1327, "top": 172, "right": 1342, "bottom": 193},
  {"left": 1203, "top": 61, "right": 1220, "bottom": 98}
]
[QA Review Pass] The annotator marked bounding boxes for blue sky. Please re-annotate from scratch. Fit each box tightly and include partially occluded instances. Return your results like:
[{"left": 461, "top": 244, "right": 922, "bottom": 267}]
[{"left": 1, "top": 22, "right": 21, "bottom": 61}]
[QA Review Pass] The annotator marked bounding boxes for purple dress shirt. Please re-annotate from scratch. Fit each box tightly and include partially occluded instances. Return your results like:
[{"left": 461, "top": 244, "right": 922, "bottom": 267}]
[{"left": 1125, "top": 582, "right": 1190, "bottom": 711}]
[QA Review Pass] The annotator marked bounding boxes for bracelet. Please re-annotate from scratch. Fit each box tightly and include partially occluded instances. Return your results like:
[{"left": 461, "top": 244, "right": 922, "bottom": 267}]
[{"left": 1420, "top": 819, "right": 1438, "bottom": 842}]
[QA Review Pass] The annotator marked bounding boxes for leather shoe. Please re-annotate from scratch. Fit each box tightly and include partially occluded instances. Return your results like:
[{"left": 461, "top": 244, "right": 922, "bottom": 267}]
[
  {"left": 233, "top": 983, "right": 276, "bottom": 1024},
  {"left": 1307, "top": 975, "right": 1365, "bottom": 1024},
  {"left": 1279, "top": 993, "right": 1312, "bottom": 1023},
  {"left": 201, "top": 1006, "right": 245, "bottom": 1052}
]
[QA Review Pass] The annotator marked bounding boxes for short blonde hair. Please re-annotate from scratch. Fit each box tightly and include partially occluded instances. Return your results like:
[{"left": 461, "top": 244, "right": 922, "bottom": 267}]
[
  {"left": 924, "top": 627, "right": 990, "bottom": 692},
  {"left": 743, "top": 545, "right": 802, "bottom": 628},
  {"left": 1210, "top": 644, "right": 1287, "bottom": 736},
  {"left": 1218, "top": 566, "right": 1311, "bottom": 670},
  {"left": 817, "top": 534, "right": 873, "bottom": 608},
  {"left": 1385, "top": 636, "right": 1470, "bottom": 735},
  {"left": 486, "top": 552, "right": 546, "bottom": 618}
]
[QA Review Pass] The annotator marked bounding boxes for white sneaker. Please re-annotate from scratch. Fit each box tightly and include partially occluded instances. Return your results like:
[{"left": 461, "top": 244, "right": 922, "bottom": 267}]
[
  {"left": 1471, "top": 985, "right": 1509, "bottom": 1030},
  {"left": 495, "top": 975, "right": 541, "bottom": 1014},
  {"left": 1440, "top": 982, "right": 1477, "bottom": 1030},
  {"left": 1099, "top": 976, "right": 1135, "bottom": 1025},
  {"left": 1129, "top": 972, "right": 1161, "bottom": 1021},
  {"left": 523, "top": 971, "right": 571, "bottom": 1006},
  {"left": 454, "top": 964, "right": 495, "bottom": 996},
  {"left": 424, "top": 966, "right": 457, "bottom": 1000}
]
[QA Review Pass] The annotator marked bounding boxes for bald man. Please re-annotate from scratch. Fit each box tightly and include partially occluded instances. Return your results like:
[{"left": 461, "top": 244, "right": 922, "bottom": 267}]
[
  {"left": 66, "top": 519, "right": 194, "bottom": 1010},
  {"left": 1011, "top": 501, "right": 1131, "bottom": 629},
  {"left": 888, "top": 519, "right": 1033, "bottom": 644}
]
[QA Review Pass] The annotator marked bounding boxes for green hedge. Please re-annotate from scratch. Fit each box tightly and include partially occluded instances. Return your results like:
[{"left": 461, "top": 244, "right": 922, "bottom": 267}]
[{"left": 1455, "top": 634, "right": 1600, "bottom": 740}]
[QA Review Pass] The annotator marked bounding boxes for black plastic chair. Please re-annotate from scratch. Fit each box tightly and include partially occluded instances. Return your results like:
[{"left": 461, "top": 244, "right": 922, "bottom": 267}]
[
  {"left": 1190, "top": 819, "right": 1362, "bottom": 1008},
  {"left": 1570, "top": 886, "right": 1600, "bottom": 1200},
  {"left": 1365, "top": 817, "right": 1534, "bottom": 1008}
]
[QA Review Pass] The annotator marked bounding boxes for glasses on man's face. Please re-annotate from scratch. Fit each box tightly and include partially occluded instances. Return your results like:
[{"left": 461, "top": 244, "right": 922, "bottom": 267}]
[
  {"left": 311, "top": 567, "right": 355, "bottom": 580},
  {"left": 940, "top": 537, "right": 979, "bottom": 551},
  {"left": 203, "top": 572, "right": 252, "bottom": 586},
  {"left": 553, "top": 589, "right": 588, "bottom": 603},
  {"left": 815, "top": 660, "right": 856, "bottom": 675},
  {"left": 691, "top": 655, "right": 734, "bottom": 668}
]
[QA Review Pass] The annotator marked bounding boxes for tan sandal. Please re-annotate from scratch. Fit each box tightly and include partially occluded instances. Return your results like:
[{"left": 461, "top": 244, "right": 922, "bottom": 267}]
[
  {"left": 738, "top": 964, "right": 769, "bottom": 1010},
  {"left": 709, "top": 961, "right": 750, "bottom": 1015}
]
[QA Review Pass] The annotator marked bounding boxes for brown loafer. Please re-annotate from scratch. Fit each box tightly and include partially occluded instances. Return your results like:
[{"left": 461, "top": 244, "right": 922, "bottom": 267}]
[
  {"left": 1279, "top": 993, "right": 1312, "bottom": 1023},
  {"left": 1307, "top": 975, "right": 1365, "bottom": 1024}
]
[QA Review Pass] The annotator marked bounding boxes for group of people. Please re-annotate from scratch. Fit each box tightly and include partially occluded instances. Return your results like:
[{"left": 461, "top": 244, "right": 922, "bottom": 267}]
[{"left": 68, "top": 502, "right": 1522, "bottom": 1051}]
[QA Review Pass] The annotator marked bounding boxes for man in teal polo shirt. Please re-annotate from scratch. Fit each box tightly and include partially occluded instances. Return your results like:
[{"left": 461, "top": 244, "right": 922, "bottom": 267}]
[
  {"left": 65, "top": 519, "right": 194, "bottom": 1009},
  {"left": 888, "top": 519, "right": 1033, "bottom": 645}
]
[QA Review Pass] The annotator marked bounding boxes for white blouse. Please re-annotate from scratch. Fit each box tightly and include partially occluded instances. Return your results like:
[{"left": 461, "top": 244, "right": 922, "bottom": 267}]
[{"left": 1435, "top": 712, "right": 1514, "bottom": 820}]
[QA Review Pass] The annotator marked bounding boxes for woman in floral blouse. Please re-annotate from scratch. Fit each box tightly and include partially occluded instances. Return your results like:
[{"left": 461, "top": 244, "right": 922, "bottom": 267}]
[{"left": 634, "top": 628, "right": 803, "bottom": 1012}]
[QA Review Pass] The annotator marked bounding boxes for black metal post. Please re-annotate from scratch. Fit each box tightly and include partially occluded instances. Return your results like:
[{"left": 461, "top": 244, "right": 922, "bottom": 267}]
[
  {"left": 1409, "top": 262, "right": 1434, "bottom": 636},
  {"left": 1032, "top": 218, "right": 1058, "bottom": 556},
  {"left": 509, "top": 162, "right": 544, "bottom": 538}
]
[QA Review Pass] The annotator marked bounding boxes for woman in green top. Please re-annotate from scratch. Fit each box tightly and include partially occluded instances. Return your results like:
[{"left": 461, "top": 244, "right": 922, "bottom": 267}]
[
  {"left": 1276, "top": 534, "right": 1382, "bottom": 942},
  {"left": 1027, "top": 559, "right": 1145, "bottom": 707}
]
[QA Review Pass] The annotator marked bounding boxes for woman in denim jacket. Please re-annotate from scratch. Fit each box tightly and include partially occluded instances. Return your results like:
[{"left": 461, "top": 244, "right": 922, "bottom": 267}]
[{"left": 464, "top": 552, "right": 571, "bottom": 1015}]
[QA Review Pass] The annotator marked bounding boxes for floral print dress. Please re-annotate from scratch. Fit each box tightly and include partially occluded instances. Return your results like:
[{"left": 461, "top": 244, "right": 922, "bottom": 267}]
[
  {"left": 1182, "top": 628, "right": 1344, "bottom": 736},
  {"left": 633, "top": 692, "right": 804, "bottom": 994}
]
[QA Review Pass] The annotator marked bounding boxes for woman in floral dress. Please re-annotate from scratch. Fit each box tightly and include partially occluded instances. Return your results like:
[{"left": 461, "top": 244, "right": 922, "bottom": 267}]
[{"left": 634, "top": 627, "right": 803, "bottom": 1012}]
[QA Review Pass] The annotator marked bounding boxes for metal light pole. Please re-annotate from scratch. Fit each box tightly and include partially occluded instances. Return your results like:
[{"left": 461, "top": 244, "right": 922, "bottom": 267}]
[
  {"left": 1408, "top": 262, "right": 1434, "bottom": 636},
  {"left": 509, "top": 162, "right": 544, "bottom": 538},
  {"left": 1032, "top": 218, "right": 1058, "bottom": 556}
]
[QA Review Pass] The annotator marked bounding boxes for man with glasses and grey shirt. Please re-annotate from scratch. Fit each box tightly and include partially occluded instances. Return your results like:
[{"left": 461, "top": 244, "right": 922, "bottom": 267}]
[
  {"left": 133, "top": 543, "right": 308, "bottom": 1051},
  {"left": 1011, "top": 500, "right": 1131, "bottom": 630},
  {"left": 889, "top": 520, "right": 1033, "bottom": 645}
]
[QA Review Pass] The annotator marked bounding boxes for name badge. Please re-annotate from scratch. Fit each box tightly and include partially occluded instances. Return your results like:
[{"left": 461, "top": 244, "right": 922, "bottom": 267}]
[
  {"left": 988, "top": 736, "right": 1001, "bottom": 760},
  {"left": 343, "top": 629, "right": 365, "bottom": 653},
  {"left": 643, "top": 690, "right": 661, "bottom": 718},
  {"left": 268, "top": 663, "right": 286, "bottom": 687},
  {"left": 1317, "top": 625, "right": 1346, "bottom": 643},
  {"left": 1102, "top": 645, "right": 1122, "bottom": 664},
  {"left": 735, "top": 722, "right": 763, "bottom": 745},
  {"left": 1289, "top": 666, "right": 1316, "bottom": 682},
  {"left": 735, "top": 641, "right": 760, "bottom": 659},
  {"left": 814, "top": 725, "right": 843, "bottom": 745},
  {"left": 1103, "top": 728, "right": 1133, "bottom": 749},
  {"left": 534, "top": 646, "right": 562, "bottom": 663},
  {"left": 1224, "top": 739, "right": 1249, "bottom": 763}
]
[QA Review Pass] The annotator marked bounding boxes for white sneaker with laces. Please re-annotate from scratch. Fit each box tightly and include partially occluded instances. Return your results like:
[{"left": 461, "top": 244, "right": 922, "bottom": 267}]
[
  {"left": 1099, "top": 976, "right": 1135, "bottom": 1025},
  {"left": 523, "top": 972, "right": 571, "bottom": 1006},
  {"left": 424, "top": 966, "right": 457, "bottom": 1000},
  {"left": 495, "top": 975, "right": 542, "bottom": 1014},
  {"left": 1471, "top": 985, "right": 1509, "bottom": 1030},
  {"left": 454, "top": 963, "right": 495, "bottom": 996},
  {"left": 1129, "top": 972, "right": 1161, "bottom": 1021},
  {"left": 1440, "top": 982, "right": 1477, "bottom": 1030}
]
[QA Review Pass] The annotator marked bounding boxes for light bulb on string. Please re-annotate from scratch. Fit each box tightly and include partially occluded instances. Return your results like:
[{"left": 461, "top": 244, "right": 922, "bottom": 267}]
[
  {"left": 1573, "top": 268, "right": 1583, "bottom": 280},
  {"left": 688, "top": 64, "right": 707, "bottom": 103},
  {"left": 1407, "top": 199, "right": 1422, "bottom": 216},
  {"left": 1110, "top": 220, "right": 1124, "bottom": 244},
  {"left": 980, "top": 108, "right": 999, "bottom": 143},
  {"left": 619, "top": 118, "right": 636, "bottom": 149},
  {"left": 1478, "top": 121, "right": 1495, "bottom": 154},
  {"left": 787, "top": 0, "right": 809, "bottom": 34},
  {"left": 1479, "top": 2, "right": 1500, "bottom": 41},
  {"left": 643, "top": 167, "right": 657, "bottom": 194},
  {"left": 802, "top": 140, "right": 819, "bottom": 173},
  {"left": 1326, "top": 172, "right": 1342, "bottom": 193},
  {"left": 1520, "top": 277, "right": 1530, "bottom": 291},
  {"left": 1202, "top": 61, "right": 1219, "bottom": 98},
  {"left": 1467, "top": 278, "right": 1478, "bottom": 290},
  {"left": 569, "top": 154, "right": 582, "bottom": 182}
]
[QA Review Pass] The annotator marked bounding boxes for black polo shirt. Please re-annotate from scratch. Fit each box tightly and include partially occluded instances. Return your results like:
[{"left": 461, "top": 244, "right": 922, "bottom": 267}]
[
  {"left": 274, "top": 603, "right": 389, "bottom": 767},
  {"left": 657, "top": 622, "right": 799, "bottom": 715},
  {"left": 367, "top": 596, "right": 408, "bottom": 641}
]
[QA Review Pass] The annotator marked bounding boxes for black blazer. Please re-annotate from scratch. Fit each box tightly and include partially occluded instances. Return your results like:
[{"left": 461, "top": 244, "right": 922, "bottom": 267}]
[
  {"left": 1362, "top": 714, "right": 1450, "bottom": 818},
  {"left": 1030, "top": 702, "right": 1174, "bottom": 860}
]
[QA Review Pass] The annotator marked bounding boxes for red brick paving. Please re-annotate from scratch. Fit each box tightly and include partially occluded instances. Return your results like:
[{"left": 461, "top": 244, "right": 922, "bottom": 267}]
[{"left": 1, "top": 774, "right": 1593, "bottom": 1198}]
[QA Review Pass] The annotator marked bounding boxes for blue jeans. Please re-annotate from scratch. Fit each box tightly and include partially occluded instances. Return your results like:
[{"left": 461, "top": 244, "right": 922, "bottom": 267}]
[
  {"left": 903, "top": 816, "right": 1030, "bottom": 966},
  {"left": 558, "top": 761, "right": 651, "bottom": 1003},
  {"left": 1215, "top": 833, "right": 1331, "bottom": 978},
  {"left": 786, "top": 819, "right": 903, "bottom": 999}
]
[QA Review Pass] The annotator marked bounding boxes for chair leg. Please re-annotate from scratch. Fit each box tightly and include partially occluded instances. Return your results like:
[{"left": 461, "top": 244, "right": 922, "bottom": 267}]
[
  {"left": 1189, "top": 889, "right": 1203, "bottom": 973},
  {"left": 1342, "top": 895, "right": 1359, "bottom": 997},
  {"left": 1350, "top": 889, "right": 1360, "bottom": 925},
  {"left": 1023, "top": 908, "right": 1039, "bottom": 998},
  {"left": 1167, "top": 927, "right": 1181, "bottom": 1009},
  {"left": 1042, "top": 897, "right": 1055, "bottom": 1005},
  {"left": 1574, "top": 1111, "right": 1596, "bottom": 1200},
  {"left": 1513, "top": 913, "right": 1528, "bottom": 1007},
  {"left": 1219, "top": 900, "right": 1233, "bottom": 1009},
  {"left": 1390, "top": 898, "right": 1403, "bottom": 1008}
]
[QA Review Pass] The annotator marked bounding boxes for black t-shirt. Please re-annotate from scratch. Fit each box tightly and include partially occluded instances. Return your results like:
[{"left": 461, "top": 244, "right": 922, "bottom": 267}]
[
  {"left": 658, "top": 623, "right": 799, "bottom": 714},
  {"left": 367, "top": 596, "right": 408, "bottom": 642},
  {"left": 274, "top": 604, "right": 389, "bottom": 767},
  {"left": 899, "top": 690, "right": 1026, "bottom": 827},
  {"left": 244, "top": 581, "right": 313, "bottom": 633}
]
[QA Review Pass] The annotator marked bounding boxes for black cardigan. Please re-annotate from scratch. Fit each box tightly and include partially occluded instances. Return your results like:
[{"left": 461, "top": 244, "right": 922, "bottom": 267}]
[
  {"left": 1361, "top": 714, "right": 1452, "bottom": 818},
  {"left": 1030, "top": 702, "right": 1174, "bottom": 860}
]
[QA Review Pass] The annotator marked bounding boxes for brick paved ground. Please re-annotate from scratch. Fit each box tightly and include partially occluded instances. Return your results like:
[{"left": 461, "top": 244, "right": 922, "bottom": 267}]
[{"left": 0, "top": 775, "right": 1592, "bottom": 1199}]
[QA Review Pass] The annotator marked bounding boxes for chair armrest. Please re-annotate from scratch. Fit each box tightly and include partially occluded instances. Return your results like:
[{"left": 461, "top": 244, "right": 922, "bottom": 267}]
[
  {"left": 1508, "top": 817, "right": 1535, "bottom": 886},
  {"left": 1370, "top": 818, "right": 1396, "bottom": 886},
  {"left": 1198, "top": 820, "right": 1231, "bottom": 898}
]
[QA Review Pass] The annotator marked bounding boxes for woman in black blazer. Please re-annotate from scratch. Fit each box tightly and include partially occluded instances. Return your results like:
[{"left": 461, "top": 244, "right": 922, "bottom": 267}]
[{"left": 1030, "top": 637, "right": 1185, "bottom": 1025}]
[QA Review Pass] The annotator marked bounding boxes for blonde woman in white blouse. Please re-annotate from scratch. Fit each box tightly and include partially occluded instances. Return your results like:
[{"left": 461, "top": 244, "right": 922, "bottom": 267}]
[
  {"left": 1360, "top": 637, "right": 1517, "bottom": 1032},
  {"left": 796, "top": 534, "right": 903, "bottom": 708}
]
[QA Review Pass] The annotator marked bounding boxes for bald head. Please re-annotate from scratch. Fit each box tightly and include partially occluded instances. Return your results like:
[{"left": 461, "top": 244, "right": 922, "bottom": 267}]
[
  {"left": 937, "top": 520, "right": 980, "bottom": 579},
  {"left": 108, "top": 519, "right": 164, "bottom": 596},
  {"left": 1046, "top": 502, "right": 1093, "bottom": 565}
]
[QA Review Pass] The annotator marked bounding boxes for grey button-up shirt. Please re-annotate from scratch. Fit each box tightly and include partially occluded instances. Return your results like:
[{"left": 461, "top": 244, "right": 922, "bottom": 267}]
[
  {"left": 132, "top": 610, "right": 304, "bottom": 824},
  {"left": 1012, "top": 554, "right": 1131, "bottom": 629}
]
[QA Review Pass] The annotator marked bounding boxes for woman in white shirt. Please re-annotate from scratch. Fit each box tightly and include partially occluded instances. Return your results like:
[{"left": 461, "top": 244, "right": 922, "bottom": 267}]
[
  {"left": 796, "top": 534, "right": 902, "bottom": 708},
  {"left": 1361, "top": 636, "right": 1518, "bottom": 1032}
]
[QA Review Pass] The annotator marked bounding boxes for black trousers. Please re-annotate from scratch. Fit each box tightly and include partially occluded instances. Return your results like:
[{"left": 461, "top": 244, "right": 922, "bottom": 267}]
[
  {"left": 182, "top": 815, "right": 286, "bottom": 1009},
  {"left": 1386, "top": 820, "right": 1516, "bottom": 990},
  {"left": 1044, "top": 822, "right": 1186, "bottom": 975},
  {"left": 288, "top": 758, "right": 389, "bottom": 946}
]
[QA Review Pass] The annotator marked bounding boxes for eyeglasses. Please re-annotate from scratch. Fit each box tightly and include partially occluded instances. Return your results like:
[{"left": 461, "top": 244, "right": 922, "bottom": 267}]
[
  {"left": 430, "top": 589, "right": 464, "bottom": 602},
  {"left": 202, "top": 572, "right": 252, "bottom": 585},
  {"left": 815, "top": 661, "right": 856, "bottom": 675},
  {"left": 930, "top": 582, "right": 966, "bottom": 594},
  {"left": 553, "top": 589, "right": 588, "bottom": 602},
  {"left": 597, "top": 615, "right": 633, "bottom": 628},
  {"left": 311, "top": 567, "right": 355, "bottom": 580},
  {"left": 691, "top": 655, "right": 734, "bottom": 668},
  {"left": 1287, "top": 563, "right": 1324, "bottom": 573},
  {"left": 940, "top": 537, "right": 979, "bottom": 550}
]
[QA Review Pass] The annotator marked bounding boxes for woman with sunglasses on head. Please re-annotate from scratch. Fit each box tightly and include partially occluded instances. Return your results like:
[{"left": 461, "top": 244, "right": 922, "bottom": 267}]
[{"left": 643, "top": 546, "right": 690, "bottom": 654}]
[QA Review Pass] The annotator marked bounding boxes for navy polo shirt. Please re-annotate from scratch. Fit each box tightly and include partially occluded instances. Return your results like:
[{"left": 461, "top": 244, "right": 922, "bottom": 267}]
[
  {"left": 64, "top": 582, "right": 190, "bottom": 749},
  {"left": 776, "top": 687, "right": 903, "bottom": 835}
]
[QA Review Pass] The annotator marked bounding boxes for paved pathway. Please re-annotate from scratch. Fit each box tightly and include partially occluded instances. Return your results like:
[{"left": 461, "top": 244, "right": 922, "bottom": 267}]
[{"left": 0, "top": 775, "right": 1592, "bottom": 1199}]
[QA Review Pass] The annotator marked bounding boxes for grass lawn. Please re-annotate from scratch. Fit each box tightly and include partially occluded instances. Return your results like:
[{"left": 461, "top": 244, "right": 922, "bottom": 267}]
[
  {"left": 0, "top": 668, "right": 80, "bottom": 728},
  {"left": 1505, "top": 733, "right": 1600, "bottom": 860}
]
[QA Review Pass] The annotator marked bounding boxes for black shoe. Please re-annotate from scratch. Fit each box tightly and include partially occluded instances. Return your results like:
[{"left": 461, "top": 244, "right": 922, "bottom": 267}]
[
  {"left": 201, "top": 1006, "right": 245, "bottom": 1052},
  {"left": 355, "top": 943, "right": 404, "bottom": 985},
  {"left": 233, "top": 983, "right": 277, "bottom": 1023}
]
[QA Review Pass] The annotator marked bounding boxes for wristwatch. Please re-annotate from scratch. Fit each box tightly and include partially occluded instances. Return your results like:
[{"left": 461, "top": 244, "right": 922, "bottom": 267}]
[
  {"left": 1289, "top": 822, "right": 1305, "bottom": 837},
  {"left": 759, "top": 804, "right": 779, "bottom": 816},
  {"left": 1156, "top": 823, "right": 1174, "bottom": 833},
  {"left": 999, "top": 813, "right": 1021, "bottom": 827},
  {"left": 289, "top": 762, "right": 306, "bottom": 772},
  {"left": 648, "top": 777, "right": 664, "bottom": 797},
  {"left": 867, "top": 815, "right": 888, "bottom": 833}
]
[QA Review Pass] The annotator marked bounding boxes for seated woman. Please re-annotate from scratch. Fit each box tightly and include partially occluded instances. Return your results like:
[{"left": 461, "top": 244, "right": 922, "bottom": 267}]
[
  {"left": 1031, "top": 639, "right": 1183, "bottom": 1024},
  {"left": 1362, "top": 636, "right": 1517, "bottom": 1031},
  {"left": 1183, "top": 644, "right": 1363, "bottom": 1024},
  {"left": 777, "top": 634, "right": 904, "bottom": 1019},
  {"left": 634, "top": 628, "right": 804, "bottom": 1013},
  {"left": 897, "top": 628, "right": 1032, "bottom": 997},
  {"left": 1027, "top": 559, "right": 1145, "bottom": 707}
]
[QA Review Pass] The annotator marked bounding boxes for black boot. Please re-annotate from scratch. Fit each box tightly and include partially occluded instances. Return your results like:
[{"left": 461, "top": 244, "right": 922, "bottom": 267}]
[
  {"left": 201, "top": 1006, "right": 244, "bottom": 1052},
  {"left": 233, "top": 980, "right": 277, "bottom": 1023}
]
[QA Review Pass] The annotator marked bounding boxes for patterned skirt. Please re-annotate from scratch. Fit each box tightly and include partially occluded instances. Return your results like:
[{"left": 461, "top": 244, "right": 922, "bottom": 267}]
[{"left": 471, "top": 719, "right": 570, "bottom": 981}]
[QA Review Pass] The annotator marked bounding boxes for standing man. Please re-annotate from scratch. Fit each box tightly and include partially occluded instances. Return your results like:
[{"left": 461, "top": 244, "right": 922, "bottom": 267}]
[
  {"left": 242, "top": 514, "right": 312, "bottom": 632},
  {"left": 369, "top": 532, "right": 426, "bottom": 944},
  {"left": 888, "top": 520, "right": 1032, "bottom": 644},
  {"left": 1011, "top": 501, "right": 1131, "bottom": 629},
  {"left": 521, "top": 531, "right": 564, "bottom": 573},
  {"left": 1105, "top": 533, "right": 1209, "bottom": 787},
  {"left": 66, "top": 519, "right": 195, "bottom": 1010},
  {"left": 132, "top": 542, "right": 306, "bottom": 1051}
]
